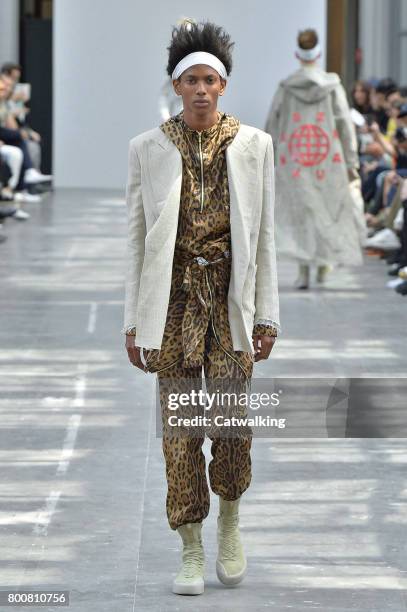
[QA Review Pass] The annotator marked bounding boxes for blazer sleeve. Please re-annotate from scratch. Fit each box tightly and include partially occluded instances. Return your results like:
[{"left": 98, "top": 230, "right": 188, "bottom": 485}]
[
  {"left": 122, "top": 138, "right": 147, "bottom": 334},
  {"left": 254, "top": 134, "right": 281, "bottom": 334}
]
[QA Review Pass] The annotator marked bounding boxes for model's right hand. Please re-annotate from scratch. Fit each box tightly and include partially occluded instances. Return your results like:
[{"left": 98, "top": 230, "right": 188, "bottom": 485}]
[{"left": 125, "top": 335, "right": 147, "bottom": 372}]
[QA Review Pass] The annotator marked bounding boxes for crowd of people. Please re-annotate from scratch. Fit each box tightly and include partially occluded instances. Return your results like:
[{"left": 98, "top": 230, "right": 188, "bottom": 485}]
[
  {"left": 0, "top": 62, "right": 53, "bottom": 243},
  {"left": 350, "top": 77, "right": 407, "bottom": 296}
]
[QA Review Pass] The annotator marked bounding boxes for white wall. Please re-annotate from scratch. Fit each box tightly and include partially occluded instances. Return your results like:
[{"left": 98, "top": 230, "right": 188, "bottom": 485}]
[
  {"left": 54, "top": 0, "right": 326, "bottom": 189},
  {"left": 0, "top": 0, "right": 19, "bottom": 65},
  {"left": 359, "top": 0, "right": 392, "bottom": 80}
]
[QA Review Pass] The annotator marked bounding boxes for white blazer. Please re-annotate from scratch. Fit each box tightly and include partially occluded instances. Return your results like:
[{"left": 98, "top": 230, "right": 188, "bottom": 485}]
[{"left": 123, "top": 123, "right": 280, "bottom": 354}]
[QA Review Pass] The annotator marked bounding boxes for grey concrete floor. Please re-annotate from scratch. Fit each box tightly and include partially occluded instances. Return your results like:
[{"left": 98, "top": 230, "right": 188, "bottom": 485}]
[{"left": 0, "top": 189, "right": 406, "bottom": 611}]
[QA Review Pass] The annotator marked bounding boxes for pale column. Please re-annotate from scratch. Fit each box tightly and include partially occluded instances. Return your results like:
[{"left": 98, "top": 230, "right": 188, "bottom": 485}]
[
  {"left": 0, "top": 0, "right": 19, "bottom": 64},
  {"left": 359, "top": 0, "right": 392, "bottom": 79}
]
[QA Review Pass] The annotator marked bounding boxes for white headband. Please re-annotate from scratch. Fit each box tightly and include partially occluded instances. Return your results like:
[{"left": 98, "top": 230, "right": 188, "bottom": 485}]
[
  {"left": 172, "top": 51, "right": 228, "bottom": 80},
  {"left": 295, "top": 43, "right": 321, "bottom": 62}
]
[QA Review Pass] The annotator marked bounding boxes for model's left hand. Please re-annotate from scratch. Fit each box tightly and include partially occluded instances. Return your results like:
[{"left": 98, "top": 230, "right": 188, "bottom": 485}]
[{"left": 252, "top": 335, "right": 276, "bottom": 362}]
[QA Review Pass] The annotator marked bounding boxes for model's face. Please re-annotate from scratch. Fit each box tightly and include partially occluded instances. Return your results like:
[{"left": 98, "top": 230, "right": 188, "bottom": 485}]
[{"left": 173, "top": 64, "right": 226, "bottom": 116}]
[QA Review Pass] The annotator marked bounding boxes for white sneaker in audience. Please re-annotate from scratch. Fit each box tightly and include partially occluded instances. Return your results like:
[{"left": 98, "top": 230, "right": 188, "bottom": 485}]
[
  {"left": 364, "top": 228, "right": 401, "bottom": 250},
  {"left": 14, "top": 191, "right": 43, "bottom": 203},
  {"left": 12, "top": 209, "right": 30, "bottom": 220},
  {"left": 387, "top": 278, "right": 404, "bottom": 289},
  {"left": 24, "top": 168, "right": 53, "bottom": 184}
]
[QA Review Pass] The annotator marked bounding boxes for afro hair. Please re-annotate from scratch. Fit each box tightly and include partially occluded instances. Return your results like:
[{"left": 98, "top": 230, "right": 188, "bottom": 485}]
[{"left": 166, "top": 21, "right": 234, "bottom": 78}]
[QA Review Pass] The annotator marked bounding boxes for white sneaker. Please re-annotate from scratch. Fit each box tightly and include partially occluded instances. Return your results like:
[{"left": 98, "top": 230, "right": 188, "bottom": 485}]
[
  {"left": 24, "top": 168, "right": 53, "bottom": 184},
  {"left": 14, "top": 191, "right": 43, "bottom": 203},
  {"left": 364, "top": 228, "right": 401, "bottom": 250},
  {"left": 387, "top": 278, "right": 404, "bottom": 289},
  {"left": 12, "top": 209, "right": 30, "bottom": 220}
]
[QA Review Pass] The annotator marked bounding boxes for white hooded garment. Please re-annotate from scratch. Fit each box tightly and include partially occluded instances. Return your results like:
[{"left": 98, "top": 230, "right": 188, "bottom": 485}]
[{"left": 266, "top": 66, "right": 364, "bottom": 266}]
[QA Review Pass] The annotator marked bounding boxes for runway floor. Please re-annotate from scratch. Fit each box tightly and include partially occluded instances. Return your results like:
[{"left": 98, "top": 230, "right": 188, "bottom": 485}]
[{"left": 0, "top": 189, "right": 406, "bottom": 611}]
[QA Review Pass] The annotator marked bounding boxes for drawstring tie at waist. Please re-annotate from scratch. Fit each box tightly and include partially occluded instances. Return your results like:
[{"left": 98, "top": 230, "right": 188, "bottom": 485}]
[{"left": 179, "top": 251, "right": 230, "bottom": 369}]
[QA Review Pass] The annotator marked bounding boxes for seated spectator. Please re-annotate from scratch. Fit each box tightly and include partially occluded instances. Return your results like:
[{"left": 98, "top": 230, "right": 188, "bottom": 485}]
[
  {"left": 365, "top": 178, "right": 407, "bottom": 296},
  {"left": 353, "top": 114, "right": 387, "bottom": 167},
  {"left": 359, "top": 126, "right": 392, "bottom": 205},
  {"left": 1, "top": 63, "right": 30, "bottom": 125},
  {"left": 0, "top": 75, "right": 52, "bottom": 200},
  {"left": 0, "top": 68, "right": 42, "bottom": 172},
  {"left": 392, "top": 179, "right": 407, "bottom": 294},
  {"left": 0, "top": 146, "right": 30, "bottom": 219},
  {"left": 370, "top": 78, "right": 398, "bottom": 133},
  {"left": 358, "top": 78, "right": 404, "bottom": 206},
  {"left": 365, "top": 126, "right": 407, "bottom": 228},
  {"left": 351, "top": 80, "right": 374, "bottom": 120}
]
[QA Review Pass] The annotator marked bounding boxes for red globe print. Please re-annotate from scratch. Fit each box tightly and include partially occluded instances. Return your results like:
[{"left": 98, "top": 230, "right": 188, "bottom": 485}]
[{"left": 288, "top": 124, "right": 330, "bottom": 167}]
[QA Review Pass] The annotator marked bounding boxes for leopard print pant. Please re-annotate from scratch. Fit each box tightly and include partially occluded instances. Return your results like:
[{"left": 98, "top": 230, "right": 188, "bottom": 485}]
[
  {"left": 143, "top": 255, "right": 254, "bottom": 530},
  {"left": 157, "top": 327, "right": 253, "bottom": 531}
]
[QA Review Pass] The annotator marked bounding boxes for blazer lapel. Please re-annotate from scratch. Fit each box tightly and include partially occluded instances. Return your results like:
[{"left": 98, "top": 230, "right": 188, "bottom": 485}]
[{"left": 145, "top": 130, "right": 182, "bottom": 236}]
